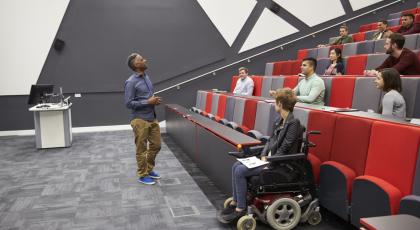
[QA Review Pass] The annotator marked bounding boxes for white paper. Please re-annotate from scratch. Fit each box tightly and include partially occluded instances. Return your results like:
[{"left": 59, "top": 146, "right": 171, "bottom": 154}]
[{"left": 237, "top": 156, "right": 269, "bottom": 169}]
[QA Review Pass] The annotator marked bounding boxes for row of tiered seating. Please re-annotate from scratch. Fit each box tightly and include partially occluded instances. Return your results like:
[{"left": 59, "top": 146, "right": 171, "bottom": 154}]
[
  {"left": 186, "top": 5, "right": 420, "bottom": 227},
  {"left": 229, "top": 75, "right": 420, "bottom": 118},
  {"left": 191, "top": 90, "right": 420, "bottom": 226},
  {"left": 265, "top": 33, "right": 420, "bottom": 76}
]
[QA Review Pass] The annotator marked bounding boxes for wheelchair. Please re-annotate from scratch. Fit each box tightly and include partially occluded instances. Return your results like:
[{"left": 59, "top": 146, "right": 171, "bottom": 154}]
[{"left": 217, "top": 127, "right": 322, "bottom": 230}]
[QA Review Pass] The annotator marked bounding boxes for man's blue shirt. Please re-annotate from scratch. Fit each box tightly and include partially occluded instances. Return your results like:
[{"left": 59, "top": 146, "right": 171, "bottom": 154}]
[{"left": 124, "top": 73, "right": 156, "bottom": 121}]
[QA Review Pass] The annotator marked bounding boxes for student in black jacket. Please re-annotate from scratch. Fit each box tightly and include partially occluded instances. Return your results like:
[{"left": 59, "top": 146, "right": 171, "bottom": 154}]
[{"left": 220, "top": 88, "right": 301, "bottom": 222}]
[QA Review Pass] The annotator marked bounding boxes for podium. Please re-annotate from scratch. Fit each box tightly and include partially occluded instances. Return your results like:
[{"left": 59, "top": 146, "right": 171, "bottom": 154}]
[{"left": 29, "top": 103, "right": 72, "bottom": 149}]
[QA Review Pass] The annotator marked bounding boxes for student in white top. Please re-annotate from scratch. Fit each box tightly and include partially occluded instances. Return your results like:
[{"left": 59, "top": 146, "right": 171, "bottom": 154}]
[
  {"left": 374, "top": 68, "right": 406, "bottom": 119},
  {"left": 233, "top": 67, "right": 254, "bottom": 96}
]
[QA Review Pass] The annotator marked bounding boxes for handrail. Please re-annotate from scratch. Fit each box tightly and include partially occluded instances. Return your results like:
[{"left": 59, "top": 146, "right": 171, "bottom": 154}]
[{"left": 155, "top": 0, "right": 402, "bottom": 94}]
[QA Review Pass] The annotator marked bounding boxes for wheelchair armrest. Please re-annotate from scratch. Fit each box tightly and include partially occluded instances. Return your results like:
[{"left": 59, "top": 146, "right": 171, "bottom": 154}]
[
  {"left": 267, "top": 153, "right": 306, "bottom": 162},
  {"left": 228, "top": 151, "right": 247, "bottom": 158},
  {"left": 260, "top": 136, "right": 270, "bottom": 144}
]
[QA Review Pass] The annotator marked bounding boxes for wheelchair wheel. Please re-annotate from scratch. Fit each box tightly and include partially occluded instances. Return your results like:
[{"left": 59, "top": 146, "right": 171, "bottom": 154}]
[
  {"left": 307, "top": 211, "right": 322, "bottom": 226},
  {"left": 237, "top": 215, "right": 256, "bottom": 230},
  {"left": 266, "top": 198, "right": 301, "bottom": 230},
  {"left": 223, "top": 197, "right": 234, "bottom": 208}
]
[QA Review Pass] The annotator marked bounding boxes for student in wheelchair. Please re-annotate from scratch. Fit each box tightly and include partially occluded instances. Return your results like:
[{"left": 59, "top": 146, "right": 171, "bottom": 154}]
[{"left": 218, "top": 88, "right": 321, "bottom": 230}]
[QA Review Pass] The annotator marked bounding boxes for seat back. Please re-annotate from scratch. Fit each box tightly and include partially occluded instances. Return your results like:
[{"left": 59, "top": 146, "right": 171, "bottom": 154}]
[
  {"left": 329, "top": 77, "right": 356, "bottom": 108},
  {"left": 330, "top": 115, "right": 373, "bottom": 176},
  {"left": 316, "top": 58, "right": 331, "bottom": 75},
  {"left": 366, "top": 53, "right": 388, "bottom": 70},
  {"left": 353, "top": 32, "right": 366, "bottom": 42},
  {"left": 216, "top": 94, "right": 227, "bottom": 119},
  {"left": 232, "top": 97, "right": 246, "bottom": 125},
  {"left": 404, "top": 34, "right": 419, "bottom": 50},
  {"left": 204, "top": 92, "right": 213, "bottom": 113},
  {"left": 290, "top": 60, "right": 301, "bottom": 75},
  {"left": 297, "top": 49, "right": 308, "bottom": 60},
  {"left": 317, "top": 47, "right": 330, "bottom": 59},
  {"left": 364, "top": 30, "right": 376, "bottom": 40},
  {"left": 307, "top": 110, "right": 338, "bottom": 163},
  {"left": 196, "top": 90, "right": 205, "bottom": 109},
  {"left": 373, "top": 39, "right": 386, "bottom": 53},
  {"left": 357, "top": 40, "right": 375, "bottom": 55},
  {"left": 322, "top": 77, "right": 333, "bottom": 106},
  {"left": 251, "top": 76, "right": 262, "bottom": 96},
  {"left": 401, "top": 77, "right": 420, "bottom": 118},
  {"left": 352, "top": 77, "right": 382, "bottom": 112},
  {"left": 293, "top": 107, "right": 311, "bottom": 133},
  {"left": 364, "top": 121, "right": 420, "bottom": 198},
  {"left": 265, "top": 63, "right": 274, "bottom": 75},
  {"left": 231, "top": 76, "right": 240, "bottom": 92},
  {"left": 387, "top": 18, "right": 400, "bottom": 27},
  {"left": 307, "top": 48, "right": 318, "bottom": 59},
  {"left": 210, "top": 94, "right": 220, "bottom": 115},
  {"left": 271, "top": 77, "right": 285, "bottom": 91},
  {"left": 388, "top": 12, "right": 401, "bottom": 20},
  {"left": 261, "top": 76, "right": 273, "bottom": 97},
  {"left": 343, "top": 42, "right": 358, "bottom": 57},
  {"left": 345, "top": 55, "right": 367, "bottom": 75},
  {"left": 225, "top": 96, "right": 236, "bottom": 121},
  {"left": 254, "top": 101, "right": 277, "bottom": 136},
  {"left": 283, "top": 76, "right": 299, "bottom": 88},
  {"left": 241, "top": 99, "right": 258, "bottom": 132}
]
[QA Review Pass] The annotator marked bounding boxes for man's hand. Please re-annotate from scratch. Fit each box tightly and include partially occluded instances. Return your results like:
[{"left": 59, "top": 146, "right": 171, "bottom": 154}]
[
  {"left": 147, "top": 95, "right": 162, "bottom": 105},
  {"left": 261, "top": 156, "right": 267, "bottom": 162},
  {"left": 364, "top": 69, "right": 379, "bottom": 77},
  {"left": 269, "top": 90, "right": 276, "bottom": 97}
]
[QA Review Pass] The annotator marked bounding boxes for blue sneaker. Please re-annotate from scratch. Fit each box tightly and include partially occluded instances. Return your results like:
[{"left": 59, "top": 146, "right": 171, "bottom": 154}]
[
  {"left": 148, "top": 171, "right": 161, "bottom": 179},
  {"left": 138, "top": 176, "right": 156, "bottom": 185}
]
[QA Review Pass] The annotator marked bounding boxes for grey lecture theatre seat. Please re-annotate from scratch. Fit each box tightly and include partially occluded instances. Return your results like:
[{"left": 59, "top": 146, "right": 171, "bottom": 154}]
[{"left": 352, "top": 77, "right": 382, "bottom": 112}]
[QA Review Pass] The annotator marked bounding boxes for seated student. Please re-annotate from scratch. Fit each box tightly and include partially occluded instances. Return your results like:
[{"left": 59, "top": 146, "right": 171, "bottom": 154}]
[
  {"left": 294, "top": 58, "right": 326, "bottom": 105},
  {"left": 371, "top": 20, "right": 393, "bottom": 40},
  {"left": 318, "top": 25, "right": 353, "bottom": 47},
  {"left": 374, "top": 68, "right": 406, "bottom": 119},
  {"left": 219, "top": 88, "right": 301, "bottom": 222},
  {"left": 233, "top": 67, "right": 254, "bottom": 96},
  {"left": 365, "top": 33, "right": 420, "bottom": 75},
  {"left": 397, "top": 13, "right": 420, "bottom": 35},
  {"left": 324, "top": 48, "right": 344, "bottom": 75}
]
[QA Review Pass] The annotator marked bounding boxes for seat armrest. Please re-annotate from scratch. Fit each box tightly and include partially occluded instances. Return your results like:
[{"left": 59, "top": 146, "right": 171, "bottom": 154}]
[
  {"left": 227, "top": 121, "right": 238, "bottom": 129},
  {"left": 247, "top": 130, "right": 263, "bottom": 140},
  {"left": 267, "top": 153, "right": 306, "bottom": 162}
]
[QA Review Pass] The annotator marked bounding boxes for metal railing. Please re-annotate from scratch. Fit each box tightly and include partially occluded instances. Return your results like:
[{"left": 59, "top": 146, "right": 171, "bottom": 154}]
[{"left": 155, "top": 0, "right": 402, "bottom": 94}]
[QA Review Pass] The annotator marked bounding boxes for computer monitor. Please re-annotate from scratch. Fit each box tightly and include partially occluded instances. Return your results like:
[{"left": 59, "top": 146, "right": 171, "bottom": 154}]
[{"left": 27, "top": 84, "right": 54, "bottom": 105}]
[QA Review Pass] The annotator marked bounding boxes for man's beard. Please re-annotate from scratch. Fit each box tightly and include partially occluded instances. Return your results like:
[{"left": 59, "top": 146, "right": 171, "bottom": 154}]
[
  {"left": 385, "top": 48, "right": 393, "bottom": 55},
  {"left": 138, "top": 65, "right": 148, "bottom": 71}
]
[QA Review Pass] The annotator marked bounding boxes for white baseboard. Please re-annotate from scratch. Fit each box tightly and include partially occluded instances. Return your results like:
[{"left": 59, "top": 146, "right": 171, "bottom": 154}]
[{"left": 0, "top": 120, "right": 166, "bottom": 137}]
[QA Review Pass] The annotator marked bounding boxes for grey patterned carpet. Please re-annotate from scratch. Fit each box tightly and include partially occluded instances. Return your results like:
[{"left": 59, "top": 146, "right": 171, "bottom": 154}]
[
  {"left": 0, "top": 131, "right": 228, "bottom": 230},
  {"left": 0, "top": 131, "right": 354, "bottom": 230}
]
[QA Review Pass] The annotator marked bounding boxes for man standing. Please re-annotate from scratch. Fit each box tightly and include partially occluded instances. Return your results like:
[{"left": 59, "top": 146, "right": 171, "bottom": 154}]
[
  {"left": 233, "top": 67, "right": 254, "bottom": 96},
  {"left": 294, "top": 58, "right": 325, "bottom": 105},
  {"left": 397, "top": 13, "right": 420, "bottom": 35},
  {"left": 125, "top": 53, "right": 162, "bottom": 185},
  {"left": 371, "top": 20, "right": 392, "bottom": 40}
]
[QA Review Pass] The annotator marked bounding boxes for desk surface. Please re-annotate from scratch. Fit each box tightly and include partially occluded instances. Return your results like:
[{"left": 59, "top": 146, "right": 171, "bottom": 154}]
[
  {"left": 166, "top": 104, "right": 261, "bottom": 147},
  {"left": 360, "top": 214, "right": 420, "bottom": 230},
  {"left": 29, "top": 103, "right": 72, "bottom": 112}
]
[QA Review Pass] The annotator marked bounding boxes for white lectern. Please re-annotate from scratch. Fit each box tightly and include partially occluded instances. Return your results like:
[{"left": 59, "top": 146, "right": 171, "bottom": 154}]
[{"left": 29, "top": 103, "right": 72, "bottom": 149}]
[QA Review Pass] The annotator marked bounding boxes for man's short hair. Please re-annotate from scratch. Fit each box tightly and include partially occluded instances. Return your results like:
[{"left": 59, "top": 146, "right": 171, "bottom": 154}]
[
  {"left": 340, "top": 25, "right": 349, "bottom": 31},
  {"left": 389, "top": 33, "right": 405, "bottom": 49},
  {"left": 402, "top": 13, "right": 415, "bottom": 20},
  {"left": 379, "top": 20, "right": 388, "bottom": 25},
  {"left": 127, "top": 53, "right": 139, "bottom": 71},
  {"left": 238, "top": 67, "right": 249, "bottom": 74},
  {"left": 302, "top": 57, "right": 317, "bottom": 70}
]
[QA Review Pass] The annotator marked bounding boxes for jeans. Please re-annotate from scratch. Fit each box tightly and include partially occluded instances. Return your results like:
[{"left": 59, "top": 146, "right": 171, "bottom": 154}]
[
  {"left": 231, "top": 161, "right": 265, "bottom": 209},
  {"left": 130, "top": 118, "right": 161, "bottom": 177}
]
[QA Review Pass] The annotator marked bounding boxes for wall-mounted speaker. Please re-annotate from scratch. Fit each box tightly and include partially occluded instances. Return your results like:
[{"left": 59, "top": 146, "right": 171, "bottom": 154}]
[{"left": 53, "top": 38, "right": 65, "bottom": 51}]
